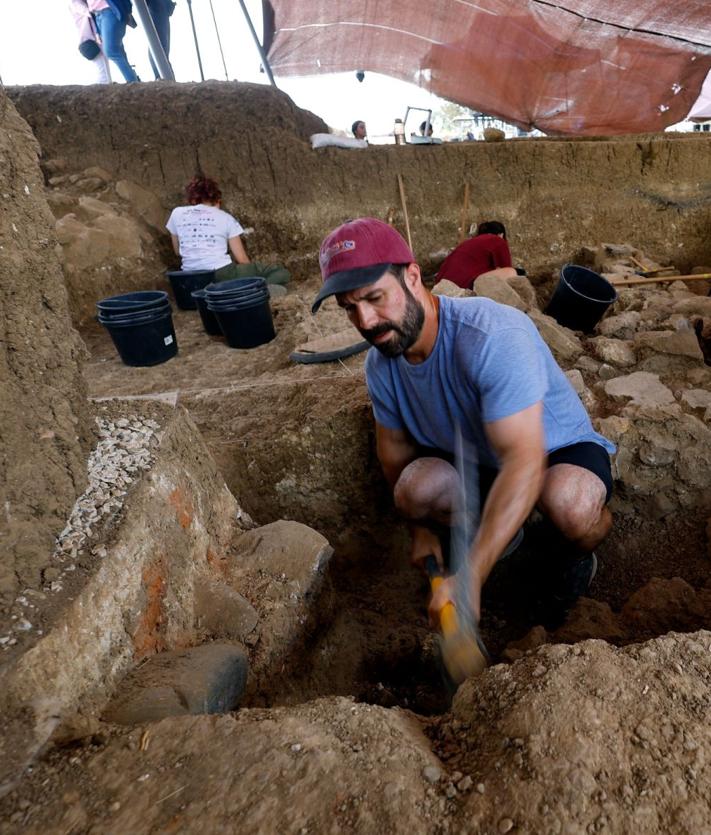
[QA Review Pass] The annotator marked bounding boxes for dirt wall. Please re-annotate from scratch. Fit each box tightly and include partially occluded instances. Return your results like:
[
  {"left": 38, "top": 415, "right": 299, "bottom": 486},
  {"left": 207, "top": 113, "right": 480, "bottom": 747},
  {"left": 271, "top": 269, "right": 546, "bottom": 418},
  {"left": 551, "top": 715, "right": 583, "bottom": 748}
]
[
  {"left": 0, "top": 92, "right": 90, "bottom": 610},
  {"left": 9, "top": 82, "right": 711, "bottom": 288}
]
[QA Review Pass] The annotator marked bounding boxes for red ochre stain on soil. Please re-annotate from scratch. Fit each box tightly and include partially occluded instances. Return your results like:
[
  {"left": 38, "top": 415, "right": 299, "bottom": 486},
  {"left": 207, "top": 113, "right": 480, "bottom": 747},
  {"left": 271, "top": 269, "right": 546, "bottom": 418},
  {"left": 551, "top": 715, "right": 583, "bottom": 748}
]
[
  {"left": 133, "top": 560, "right": 168, "bottom": 660},
  {"left": 206, "top": 546, "right": 229, "bottom": 577},
  {"left": 169, "top": 487, "right": 194, "bottom": 530}
]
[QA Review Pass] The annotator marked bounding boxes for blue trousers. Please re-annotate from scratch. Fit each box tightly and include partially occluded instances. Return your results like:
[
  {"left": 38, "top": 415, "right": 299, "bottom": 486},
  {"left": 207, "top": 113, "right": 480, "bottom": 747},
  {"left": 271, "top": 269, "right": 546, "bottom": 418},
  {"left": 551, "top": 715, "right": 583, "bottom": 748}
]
[
  {"left": 147, "top": 0, "right": 173, "bottom": 79},
  {"left": 94, "top": 9, "right": 139, "bottom": 83}
]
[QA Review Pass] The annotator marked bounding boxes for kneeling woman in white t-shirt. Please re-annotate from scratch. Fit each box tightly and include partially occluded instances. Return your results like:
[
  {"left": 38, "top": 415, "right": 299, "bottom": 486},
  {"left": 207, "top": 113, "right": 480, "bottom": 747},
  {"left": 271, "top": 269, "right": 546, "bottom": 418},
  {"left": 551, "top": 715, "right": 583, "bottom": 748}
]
[{"left": 166, "top": 176, "right": 250, "bottom": 279}]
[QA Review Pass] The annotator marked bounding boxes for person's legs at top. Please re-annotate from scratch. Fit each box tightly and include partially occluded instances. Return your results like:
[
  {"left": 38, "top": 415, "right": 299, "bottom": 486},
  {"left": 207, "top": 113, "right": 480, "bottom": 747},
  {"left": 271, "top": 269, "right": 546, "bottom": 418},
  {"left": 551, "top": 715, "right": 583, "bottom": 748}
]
[
  {"left": 147, "top": 0, "right": 172, "bottom": 79},
  {"left": 91, "top": 52, "right": 112, "bottom": 84},
  {"left": 94, "top": 9, "right": 139, "bottom": 83}
]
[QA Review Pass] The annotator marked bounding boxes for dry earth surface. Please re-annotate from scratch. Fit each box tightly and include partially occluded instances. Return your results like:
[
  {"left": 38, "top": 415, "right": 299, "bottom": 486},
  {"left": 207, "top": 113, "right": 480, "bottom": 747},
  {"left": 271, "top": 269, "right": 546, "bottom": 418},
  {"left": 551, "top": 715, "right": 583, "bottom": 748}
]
[{"left": 1, "top": 82, "right": 711, "bottom": 833}]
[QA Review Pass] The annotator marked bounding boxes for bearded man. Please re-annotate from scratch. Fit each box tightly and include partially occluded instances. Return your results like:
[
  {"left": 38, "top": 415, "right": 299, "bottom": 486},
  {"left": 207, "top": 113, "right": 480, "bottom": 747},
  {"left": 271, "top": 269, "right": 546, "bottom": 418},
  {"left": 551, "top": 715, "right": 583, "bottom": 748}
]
[{"left": 312, "top": 217, "right": 614, "bottom": 635}]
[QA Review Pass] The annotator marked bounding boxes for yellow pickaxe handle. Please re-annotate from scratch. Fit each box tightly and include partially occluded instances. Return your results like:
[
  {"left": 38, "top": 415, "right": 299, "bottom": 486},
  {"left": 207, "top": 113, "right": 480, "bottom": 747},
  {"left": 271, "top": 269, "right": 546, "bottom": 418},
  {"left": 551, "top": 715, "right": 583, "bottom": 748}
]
[
  {"left": 424, "top": 554, "right": 489, "bottom": 683},
  {"left": 425, "top": 555, "right": 460, "bottom": 637}
]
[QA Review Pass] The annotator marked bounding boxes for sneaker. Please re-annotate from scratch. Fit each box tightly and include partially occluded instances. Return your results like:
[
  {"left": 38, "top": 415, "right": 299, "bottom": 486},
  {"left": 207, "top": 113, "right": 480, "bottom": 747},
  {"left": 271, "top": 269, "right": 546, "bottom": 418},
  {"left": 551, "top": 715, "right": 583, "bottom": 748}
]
[{"left": 549, "top": 552, "right": 598, "bottom": 614}]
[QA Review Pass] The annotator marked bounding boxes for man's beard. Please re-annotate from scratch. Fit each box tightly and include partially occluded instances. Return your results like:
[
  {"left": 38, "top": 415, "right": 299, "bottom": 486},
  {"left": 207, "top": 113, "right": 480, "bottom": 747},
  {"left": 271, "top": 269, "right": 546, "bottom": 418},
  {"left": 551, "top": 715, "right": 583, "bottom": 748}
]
[{"left": 359, "top": 288, "right": 425, "bottom": 358}]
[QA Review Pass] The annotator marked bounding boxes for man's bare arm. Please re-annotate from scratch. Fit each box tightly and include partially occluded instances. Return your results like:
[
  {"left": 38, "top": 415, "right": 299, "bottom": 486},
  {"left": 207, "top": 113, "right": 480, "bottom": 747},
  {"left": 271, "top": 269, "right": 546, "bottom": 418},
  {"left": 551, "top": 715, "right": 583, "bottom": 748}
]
[
  {"left": 228, "top": 236, "right": 250, "bottom": 264},
  {"left": 170, "top": 234, "right": 180, "bottom": 256},
  {"left": 375, "top": 422, "right": 445, "bottom": 567},
  {"left": 468, "top": 401, "right": 546, "bottom": 611},
  {"left": 429, "top": 401, "right": 546, "bottom": 622},
  {"left": 375, "top": 422, "right": 418, "bottom": 489}
]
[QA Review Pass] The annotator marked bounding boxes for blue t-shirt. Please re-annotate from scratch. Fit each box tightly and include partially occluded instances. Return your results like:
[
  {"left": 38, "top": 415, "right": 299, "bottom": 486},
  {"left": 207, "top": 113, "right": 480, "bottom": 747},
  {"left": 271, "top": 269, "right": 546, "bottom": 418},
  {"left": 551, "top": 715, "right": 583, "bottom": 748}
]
[{"left": 365, "top": 296, "right": 614, "bottom": 469}]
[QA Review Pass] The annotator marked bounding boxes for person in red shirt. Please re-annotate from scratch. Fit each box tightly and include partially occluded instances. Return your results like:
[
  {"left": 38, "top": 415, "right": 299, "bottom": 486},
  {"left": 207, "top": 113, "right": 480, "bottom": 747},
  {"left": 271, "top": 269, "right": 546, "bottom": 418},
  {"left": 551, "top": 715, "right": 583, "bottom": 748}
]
[{"left": 437, "top": 221, "right": 517, "bottom": 289}]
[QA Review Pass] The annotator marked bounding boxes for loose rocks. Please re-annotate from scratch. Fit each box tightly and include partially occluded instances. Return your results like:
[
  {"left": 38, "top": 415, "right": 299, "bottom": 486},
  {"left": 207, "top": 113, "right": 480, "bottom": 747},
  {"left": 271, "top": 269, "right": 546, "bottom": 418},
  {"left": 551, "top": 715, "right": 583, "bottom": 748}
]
[{"left": 604, "top": 372, "right": 676, "bottom": 409}]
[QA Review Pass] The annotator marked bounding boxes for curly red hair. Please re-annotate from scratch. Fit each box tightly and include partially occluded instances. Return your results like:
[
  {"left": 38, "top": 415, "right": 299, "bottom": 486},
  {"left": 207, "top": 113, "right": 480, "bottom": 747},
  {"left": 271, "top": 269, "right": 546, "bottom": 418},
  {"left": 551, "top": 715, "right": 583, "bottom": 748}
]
[{"left": 185, "top": 176, "right": 222, "bottom": 205}]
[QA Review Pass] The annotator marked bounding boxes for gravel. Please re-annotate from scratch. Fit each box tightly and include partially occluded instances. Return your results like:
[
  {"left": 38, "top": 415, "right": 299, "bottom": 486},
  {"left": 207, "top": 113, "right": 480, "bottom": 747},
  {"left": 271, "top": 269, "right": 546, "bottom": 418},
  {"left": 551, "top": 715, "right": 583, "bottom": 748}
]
[{"left": 1, "top": 415, "right": 160, "bottom": 650}]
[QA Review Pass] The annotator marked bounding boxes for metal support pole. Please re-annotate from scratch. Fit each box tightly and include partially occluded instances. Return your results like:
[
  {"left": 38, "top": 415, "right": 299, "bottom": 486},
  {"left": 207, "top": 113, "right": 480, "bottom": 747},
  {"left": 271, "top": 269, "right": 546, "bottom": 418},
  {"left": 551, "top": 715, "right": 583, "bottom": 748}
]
[
  {"left": 235, "top": 0, "right": 277, "bottom": 87},
  {"left": 133, "top": 0, "right": 175, "bottom": 80},
  {"left": 209, "top": 0, "right": 230, "bottom": 80},
  {"left": 186, "top": 0, "right": 205, "bottom": 81}
]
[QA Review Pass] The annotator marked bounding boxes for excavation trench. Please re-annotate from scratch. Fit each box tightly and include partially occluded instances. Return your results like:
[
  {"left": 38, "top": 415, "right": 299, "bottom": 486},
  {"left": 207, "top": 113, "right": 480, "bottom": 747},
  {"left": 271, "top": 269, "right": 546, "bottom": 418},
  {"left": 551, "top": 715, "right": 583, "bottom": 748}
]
[
  {"left": 245, "top": 508, "right": 711, "bottom": 716},
  {"left": 78, "top": 306, "right": 711, "bottom": 720},
  {"left": 6, "top": 83, "right": 711, "bottom": 831}
]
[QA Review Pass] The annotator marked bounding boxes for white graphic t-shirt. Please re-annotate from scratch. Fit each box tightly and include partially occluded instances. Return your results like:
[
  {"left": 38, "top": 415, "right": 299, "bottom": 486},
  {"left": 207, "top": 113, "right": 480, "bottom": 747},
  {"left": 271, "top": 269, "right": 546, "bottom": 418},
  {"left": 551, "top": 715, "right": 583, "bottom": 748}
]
[{"left": 166, "top": 204, "right": 244, "bottom": 271}]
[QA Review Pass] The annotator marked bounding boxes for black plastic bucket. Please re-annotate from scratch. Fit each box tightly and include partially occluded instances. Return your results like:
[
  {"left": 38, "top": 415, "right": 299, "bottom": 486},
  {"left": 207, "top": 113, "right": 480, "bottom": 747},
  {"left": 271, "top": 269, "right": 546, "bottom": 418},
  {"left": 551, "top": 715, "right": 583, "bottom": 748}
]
[
  {"left": 166, "top": 270, "right": 215, "bottom": 310},
  {"left": 545, "top": 264, "right": 618, "bottom": 333},
  {"left": 97, "top": 291, "right": 177, "bottom": 366},
  {"left": 97, "top": 290, "right": 170, "bottom": 318},
  {"left": 205, "top": 278, "right": 275, "bottom": 349},
  {"left": 191, "top": 289, "right": 223, "bottom": 336},
  {"left": 206, "top": 276, "right": 265, "bottom": 297}
]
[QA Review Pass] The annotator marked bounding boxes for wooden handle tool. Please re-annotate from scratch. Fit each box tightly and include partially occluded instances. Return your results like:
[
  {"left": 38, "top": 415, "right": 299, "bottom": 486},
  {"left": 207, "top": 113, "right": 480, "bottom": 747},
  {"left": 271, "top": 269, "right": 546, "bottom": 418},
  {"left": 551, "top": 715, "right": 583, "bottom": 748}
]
[{"left": 424, "top": 555, "right": 489, "bottom": 684}]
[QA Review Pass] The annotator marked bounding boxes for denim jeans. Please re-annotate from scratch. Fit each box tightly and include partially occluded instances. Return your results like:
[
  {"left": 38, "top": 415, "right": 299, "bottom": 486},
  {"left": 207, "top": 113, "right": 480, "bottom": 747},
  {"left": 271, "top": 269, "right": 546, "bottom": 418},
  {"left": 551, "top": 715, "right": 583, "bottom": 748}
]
[
  {"left": 147, "top": 0, "right": 173, "bottom": 79},
  {"left": 94, "top": 8, "right": 139, "bottom": 83}
]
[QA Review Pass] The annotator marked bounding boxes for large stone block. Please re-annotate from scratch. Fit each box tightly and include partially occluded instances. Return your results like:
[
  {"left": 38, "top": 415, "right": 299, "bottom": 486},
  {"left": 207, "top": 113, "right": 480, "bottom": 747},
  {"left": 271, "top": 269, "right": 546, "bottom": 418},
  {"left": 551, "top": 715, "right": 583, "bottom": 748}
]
[
  {"left": 103, "top": 643, "right": 249, "bottom": 724},
  {"left": 473, "top": 275, "right": 526, "bottom": 310},
  {"left": 597, "top": 311, "right": 641, "bottom": 339},
  {"left": 604, "top": 372, "right": 675, "bottom": 409},
  {"left": 528, "top": 310, "right": 584, "bottom": 365},
  {"left": 634, "top": 329, "right": 704, "bottom": 361},
  {"left": 0, "top": 402, "right": 245, "bottom": 796}
]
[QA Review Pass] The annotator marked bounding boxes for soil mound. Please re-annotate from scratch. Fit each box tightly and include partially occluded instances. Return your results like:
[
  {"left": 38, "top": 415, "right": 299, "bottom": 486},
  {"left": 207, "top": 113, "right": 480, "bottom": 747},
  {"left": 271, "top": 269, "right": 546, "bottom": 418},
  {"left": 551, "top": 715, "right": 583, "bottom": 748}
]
[
  {"left": 434, "top": 631, "right": 711, "bottom": 833},
  {"left": 4, "top": 631, "right": 711, "bottom": 833}
]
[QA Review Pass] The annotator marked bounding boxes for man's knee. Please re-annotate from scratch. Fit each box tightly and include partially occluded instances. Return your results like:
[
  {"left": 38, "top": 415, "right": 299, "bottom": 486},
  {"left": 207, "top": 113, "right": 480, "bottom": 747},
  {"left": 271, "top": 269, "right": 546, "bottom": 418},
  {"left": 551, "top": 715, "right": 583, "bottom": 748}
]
[
  {"left": 393, "top": 457, "right": 458, "bottom": 521},
  {"left": 540, "top": 464, "right": 607, "bottom": 542},
  {"left": 546, "top": 495, "right": 603, "bottom": 541}
]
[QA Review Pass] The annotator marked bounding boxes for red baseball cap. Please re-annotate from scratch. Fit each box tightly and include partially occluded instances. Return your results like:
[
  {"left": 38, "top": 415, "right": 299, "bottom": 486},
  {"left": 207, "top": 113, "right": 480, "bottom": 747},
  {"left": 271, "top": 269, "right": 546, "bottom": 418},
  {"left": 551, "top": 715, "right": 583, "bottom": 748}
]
[{"left": 312, "top": 217, "right": 415, "bottom": 313}]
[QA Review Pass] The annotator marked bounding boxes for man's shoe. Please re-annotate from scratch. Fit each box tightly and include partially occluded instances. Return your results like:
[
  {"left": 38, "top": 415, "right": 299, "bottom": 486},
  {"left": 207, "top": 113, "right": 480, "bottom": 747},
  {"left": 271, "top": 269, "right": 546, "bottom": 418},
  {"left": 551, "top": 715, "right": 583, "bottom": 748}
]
[{"left": 544, "top": 552, "right": 598, "bottom": 625}]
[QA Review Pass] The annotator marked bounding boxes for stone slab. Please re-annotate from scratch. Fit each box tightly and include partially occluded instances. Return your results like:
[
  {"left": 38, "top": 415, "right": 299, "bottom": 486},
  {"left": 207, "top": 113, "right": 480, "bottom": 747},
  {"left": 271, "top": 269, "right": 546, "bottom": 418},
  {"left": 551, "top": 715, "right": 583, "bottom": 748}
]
[
  {"left": 604, "top": 371, "right": 676, "bottom": 409},
  {"left": 103, "top": 643, "right": 249, "bottom": 725}
]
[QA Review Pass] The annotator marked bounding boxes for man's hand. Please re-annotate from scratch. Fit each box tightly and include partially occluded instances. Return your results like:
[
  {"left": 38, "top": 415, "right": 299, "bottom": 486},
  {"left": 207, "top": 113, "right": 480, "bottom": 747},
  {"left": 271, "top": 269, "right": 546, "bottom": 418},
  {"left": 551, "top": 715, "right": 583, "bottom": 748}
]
[
  {"left": 428, "top": 572, "right": 481, "bottom": 627},
  {"left": 410, "top": 525, "right": 444, "bottom": 572}
]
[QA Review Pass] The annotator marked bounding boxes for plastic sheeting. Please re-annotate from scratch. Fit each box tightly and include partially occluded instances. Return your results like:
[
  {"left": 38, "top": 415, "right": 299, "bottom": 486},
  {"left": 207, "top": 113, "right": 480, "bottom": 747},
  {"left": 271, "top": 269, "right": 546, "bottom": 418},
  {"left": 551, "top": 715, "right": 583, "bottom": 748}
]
[
  {"left": 688, "top": 71, "right": 711, "bottom": 121},
  {"left": 263, "top": 1, "right": 711, "bottom": 135}
]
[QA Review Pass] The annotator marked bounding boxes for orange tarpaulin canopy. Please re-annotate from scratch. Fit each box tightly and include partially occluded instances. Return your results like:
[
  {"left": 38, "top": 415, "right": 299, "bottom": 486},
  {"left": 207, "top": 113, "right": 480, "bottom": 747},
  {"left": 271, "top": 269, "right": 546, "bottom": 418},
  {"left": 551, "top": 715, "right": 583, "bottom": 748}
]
[{"left": 263, "top": 1, "right": 711, "bottom": 135}]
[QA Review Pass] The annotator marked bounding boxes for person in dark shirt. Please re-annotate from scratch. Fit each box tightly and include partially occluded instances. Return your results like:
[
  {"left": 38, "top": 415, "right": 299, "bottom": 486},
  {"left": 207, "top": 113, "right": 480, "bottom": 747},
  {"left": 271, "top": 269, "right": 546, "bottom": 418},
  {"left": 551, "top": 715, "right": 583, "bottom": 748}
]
[{"left": 437, "top": 220, "right": 517, "bottom": 290}]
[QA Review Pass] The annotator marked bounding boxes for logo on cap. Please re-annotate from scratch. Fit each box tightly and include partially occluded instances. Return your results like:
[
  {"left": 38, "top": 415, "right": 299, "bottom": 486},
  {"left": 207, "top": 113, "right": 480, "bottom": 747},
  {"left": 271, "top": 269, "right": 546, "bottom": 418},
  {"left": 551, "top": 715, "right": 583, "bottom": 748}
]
[{"left": 320, "top": 239, "right": 356, "bottom": 269}]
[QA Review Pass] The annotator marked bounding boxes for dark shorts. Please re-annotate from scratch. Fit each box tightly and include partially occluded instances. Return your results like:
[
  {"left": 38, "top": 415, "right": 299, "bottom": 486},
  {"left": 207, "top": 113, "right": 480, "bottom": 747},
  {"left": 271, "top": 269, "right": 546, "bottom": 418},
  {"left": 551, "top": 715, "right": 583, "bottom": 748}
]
[
  {"left": 547, "top": 442, "right": 613, "bottom": 504},
  {"left": 421, "top": 440, "right": 613, "bottom": 508}
]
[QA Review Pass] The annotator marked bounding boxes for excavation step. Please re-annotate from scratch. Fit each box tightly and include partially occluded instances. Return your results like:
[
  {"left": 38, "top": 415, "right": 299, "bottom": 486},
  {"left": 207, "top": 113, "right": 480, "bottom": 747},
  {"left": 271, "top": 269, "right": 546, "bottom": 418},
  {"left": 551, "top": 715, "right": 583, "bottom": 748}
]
[{"left": 103, "top": 643, "right": 249, "bottom": 725}]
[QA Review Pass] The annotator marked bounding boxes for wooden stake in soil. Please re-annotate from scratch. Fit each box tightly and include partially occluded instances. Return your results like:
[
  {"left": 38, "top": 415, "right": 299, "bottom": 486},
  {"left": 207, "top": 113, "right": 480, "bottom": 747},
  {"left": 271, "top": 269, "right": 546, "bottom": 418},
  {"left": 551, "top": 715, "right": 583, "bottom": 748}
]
[
  {"left": 629, "top": 255, "right": 676, "bottom": 277},
  {"left": 459, "top": 183, "right": 470, "bottom": 243},
  {"left": 397, "top": 173, "right": 413, "bottom": 251},
  {"left": 610, "top": 272, "right": 711, "bottom": 287},
  {"left": 629, "top": 255, "right": 651, "bottom": 273}
]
